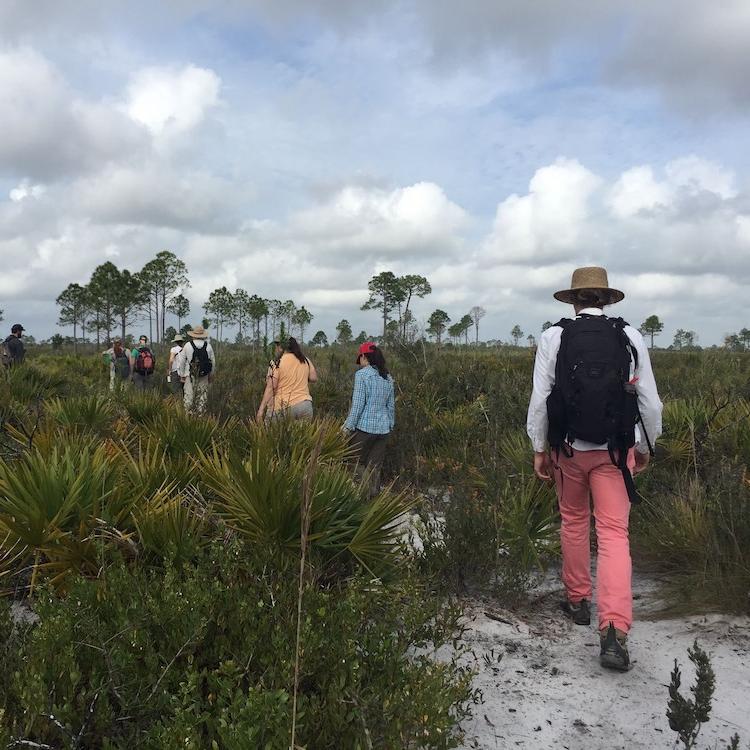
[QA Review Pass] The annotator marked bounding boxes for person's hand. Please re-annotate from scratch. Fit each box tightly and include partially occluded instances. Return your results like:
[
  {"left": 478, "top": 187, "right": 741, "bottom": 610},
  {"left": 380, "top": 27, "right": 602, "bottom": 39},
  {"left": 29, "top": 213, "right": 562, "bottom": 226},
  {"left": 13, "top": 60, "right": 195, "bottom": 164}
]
[
  {"left": 181, "top": 376, "right": 187, "bottom": 383},
  {"left": 341, "top": 424, "right": 352, "bottom": 435},
  {"left": 256, "top": 410, "right": 265, "bottom": 423},
  {"left": 533, "top": 451, "right": 554, "bottom": 482},
  {"left": 633, "top": 451, "right": 650, "bottom": 475}
]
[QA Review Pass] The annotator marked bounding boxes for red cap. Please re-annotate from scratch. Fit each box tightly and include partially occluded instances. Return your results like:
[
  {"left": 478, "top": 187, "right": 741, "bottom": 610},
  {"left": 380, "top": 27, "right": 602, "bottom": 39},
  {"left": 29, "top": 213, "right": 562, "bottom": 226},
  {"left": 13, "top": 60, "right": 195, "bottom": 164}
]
[{"left": 356, "top": 342, "right": 376, "bottom": 362}]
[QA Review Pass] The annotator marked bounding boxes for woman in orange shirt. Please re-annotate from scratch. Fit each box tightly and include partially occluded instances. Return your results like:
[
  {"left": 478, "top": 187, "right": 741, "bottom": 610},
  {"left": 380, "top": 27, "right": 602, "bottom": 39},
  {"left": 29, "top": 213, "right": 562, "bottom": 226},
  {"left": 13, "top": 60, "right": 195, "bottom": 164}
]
[{"left": 256, "top": 337, "right": 318, "bottom": 422}]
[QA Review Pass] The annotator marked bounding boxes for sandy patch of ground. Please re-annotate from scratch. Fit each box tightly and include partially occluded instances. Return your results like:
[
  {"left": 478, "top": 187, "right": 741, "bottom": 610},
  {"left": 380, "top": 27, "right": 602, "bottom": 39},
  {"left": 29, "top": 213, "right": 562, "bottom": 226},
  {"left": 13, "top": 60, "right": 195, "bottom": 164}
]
[{"left": 457, "top": 569, "right": 750, "bottom": 749}]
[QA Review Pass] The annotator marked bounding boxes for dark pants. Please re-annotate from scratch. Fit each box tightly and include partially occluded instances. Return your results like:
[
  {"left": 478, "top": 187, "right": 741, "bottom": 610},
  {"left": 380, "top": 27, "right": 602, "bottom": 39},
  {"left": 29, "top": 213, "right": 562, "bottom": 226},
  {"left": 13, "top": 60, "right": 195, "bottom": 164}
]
[
  {"left": 132, "top": 372, "right": 153, "bottom": 391},
  {"left": 169, "top": 371, "right": 184, "bottom": 395},
  {"left": 349, "top": 430, "right": 388, "bottom": 497}
]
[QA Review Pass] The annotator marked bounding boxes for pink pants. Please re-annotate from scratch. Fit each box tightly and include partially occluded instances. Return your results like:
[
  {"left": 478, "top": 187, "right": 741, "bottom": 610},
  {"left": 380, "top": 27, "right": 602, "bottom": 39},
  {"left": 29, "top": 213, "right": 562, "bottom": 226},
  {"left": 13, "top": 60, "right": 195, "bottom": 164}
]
[{"left": 553, "top": 448, "right": 634, "bottom": 633}]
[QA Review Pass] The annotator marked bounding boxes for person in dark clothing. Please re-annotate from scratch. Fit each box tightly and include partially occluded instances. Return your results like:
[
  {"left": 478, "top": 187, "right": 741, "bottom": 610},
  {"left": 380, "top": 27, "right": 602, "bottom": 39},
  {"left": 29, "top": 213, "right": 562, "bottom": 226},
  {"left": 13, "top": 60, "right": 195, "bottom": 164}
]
[
  {"left": 131, "top": 335, "right": 156, "bottom": 390},
  {"left": 2, "top": 324, "right": 26, "bottom": 366}
]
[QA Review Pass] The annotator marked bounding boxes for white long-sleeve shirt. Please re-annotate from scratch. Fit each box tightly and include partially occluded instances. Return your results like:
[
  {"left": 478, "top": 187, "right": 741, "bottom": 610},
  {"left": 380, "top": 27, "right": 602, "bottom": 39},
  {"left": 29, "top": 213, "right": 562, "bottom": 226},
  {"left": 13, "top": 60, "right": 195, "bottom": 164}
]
[
  {"left": 175, "top": 339, "right": 216, "bottom": 379},
  {"left": 526, "top": 308, "right": 662, "bottom": 454}
]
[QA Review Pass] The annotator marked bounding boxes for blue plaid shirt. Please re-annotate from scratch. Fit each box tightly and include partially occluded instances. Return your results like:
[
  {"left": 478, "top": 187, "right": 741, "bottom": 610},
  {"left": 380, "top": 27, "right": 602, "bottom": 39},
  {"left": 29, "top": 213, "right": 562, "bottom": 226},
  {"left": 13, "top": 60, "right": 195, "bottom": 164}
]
[{"left": 344, "top": 366, "right": 395, "bottom": 435}]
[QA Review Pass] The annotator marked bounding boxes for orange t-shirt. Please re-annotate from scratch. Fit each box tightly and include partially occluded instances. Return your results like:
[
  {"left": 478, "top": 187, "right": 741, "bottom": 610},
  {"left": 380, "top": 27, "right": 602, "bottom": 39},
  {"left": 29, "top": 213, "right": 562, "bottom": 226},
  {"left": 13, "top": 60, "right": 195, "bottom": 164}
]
[{"left": 272, "top": 353, "right": 312, "bottom": 410}]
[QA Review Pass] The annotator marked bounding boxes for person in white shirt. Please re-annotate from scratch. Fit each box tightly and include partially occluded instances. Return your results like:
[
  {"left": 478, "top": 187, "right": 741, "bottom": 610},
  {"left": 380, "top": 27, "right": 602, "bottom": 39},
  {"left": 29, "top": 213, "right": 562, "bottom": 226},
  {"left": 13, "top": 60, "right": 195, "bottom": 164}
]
[
  {"left": 527, "top": 267, "right": 662, "bottom": 671},
  {"left": 175, "top": 325, "right": 215, "bottom": 415},
  {"left": 167, "top": 334, "right": 185, "bottom": 395}
]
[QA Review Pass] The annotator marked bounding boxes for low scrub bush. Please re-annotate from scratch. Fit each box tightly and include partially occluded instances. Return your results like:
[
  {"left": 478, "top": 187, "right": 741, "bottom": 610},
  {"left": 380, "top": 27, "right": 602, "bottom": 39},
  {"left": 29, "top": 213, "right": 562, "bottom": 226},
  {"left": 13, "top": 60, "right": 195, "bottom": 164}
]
[
  {"left": 0, "top": 547, "right": 478, "bottom": 749},
  {"left": 415, "top": 473, "right": 558, "bottom": 597}
]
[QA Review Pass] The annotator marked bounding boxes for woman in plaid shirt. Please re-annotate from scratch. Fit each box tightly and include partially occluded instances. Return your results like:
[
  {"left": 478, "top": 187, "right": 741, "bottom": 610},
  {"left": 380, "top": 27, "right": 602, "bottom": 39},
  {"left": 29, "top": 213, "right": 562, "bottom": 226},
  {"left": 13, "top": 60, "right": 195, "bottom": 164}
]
[{"left": 343, "top": 342, "right": 395, "bottom": 497}]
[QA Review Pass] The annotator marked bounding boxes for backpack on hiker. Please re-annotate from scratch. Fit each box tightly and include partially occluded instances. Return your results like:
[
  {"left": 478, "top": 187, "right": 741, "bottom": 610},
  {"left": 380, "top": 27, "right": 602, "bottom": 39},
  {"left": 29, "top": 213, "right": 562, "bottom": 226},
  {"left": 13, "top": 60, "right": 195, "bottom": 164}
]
[
  {"left": 134, "top": 347, "right": 155, "bottom": 375},
  {"left": 190, "top": 343, "right": 213, "bottom": 378},
  {"left": 0, "top": 337, "right": 13, "bottom": 368},
  {"left": 546, "top": 314, "right": 651, "bottom": 503},
  {"left": 114, "top": 350, "right": 131, "bottom": 379}
]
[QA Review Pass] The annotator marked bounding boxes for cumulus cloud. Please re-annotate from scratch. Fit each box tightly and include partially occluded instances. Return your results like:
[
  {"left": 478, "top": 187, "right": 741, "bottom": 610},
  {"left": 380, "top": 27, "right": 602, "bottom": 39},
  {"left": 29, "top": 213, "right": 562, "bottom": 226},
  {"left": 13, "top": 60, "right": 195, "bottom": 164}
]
[
  {"left": 71, "top": 164, "right": 245, "bottom": 232},
  {"left": 482, "top": 158, "right": 601, "bottom": 264},
  {"left": 9, "top": 180, "right": 46, "bottom": 202},
  {"left": 288, "top": 182, "right": 468, "bottom": 257},
  {"left": 0, "top": 48, "right": 147, "bottom": 180},
  {"left": 124, "top": 65, "right": 221, "bottom": 137},
  {"left": 470, "top": 156, "right": 750, "bottom": 342}
]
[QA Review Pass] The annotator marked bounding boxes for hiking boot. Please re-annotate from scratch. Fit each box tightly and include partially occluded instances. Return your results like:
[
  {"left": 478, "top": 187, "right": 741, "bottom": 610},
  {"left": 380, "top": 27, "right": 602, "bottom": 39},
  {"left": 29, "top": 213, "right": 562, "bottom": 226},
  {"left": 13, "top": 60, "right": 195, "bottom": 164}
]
[
  {"left": 560, "top": 598, "right": 591, "bottom": 625},
  {"left": 600, "top": 622, "right": 630, "bottom": 671}
]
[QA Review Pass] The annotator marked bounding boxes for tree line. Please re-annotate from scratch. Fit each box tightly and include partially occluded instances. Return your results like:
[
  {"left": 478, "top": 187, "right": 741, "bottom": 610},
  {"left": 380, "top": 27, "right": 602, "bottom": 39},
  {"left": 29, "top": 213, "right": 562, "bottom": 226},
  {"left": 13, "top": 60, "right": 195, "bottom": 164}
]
[
  {"left": 56, "top": 252, "right": 324, "bottom": 350},
  {"left": 46, "top": 259, "right": 730, "bottom": 352}
]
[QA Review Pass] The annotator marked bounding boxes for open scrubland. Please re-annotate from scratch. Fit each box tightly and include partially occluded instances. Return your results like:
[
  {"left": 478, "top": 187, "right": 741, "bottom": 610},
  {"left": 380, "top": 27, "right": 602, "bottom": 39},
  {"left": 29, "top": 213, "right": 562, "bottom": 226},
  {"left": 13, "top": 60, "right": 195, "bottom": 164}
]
[{"left": 1, "top": 345, "right": 749, "bottom": 748}]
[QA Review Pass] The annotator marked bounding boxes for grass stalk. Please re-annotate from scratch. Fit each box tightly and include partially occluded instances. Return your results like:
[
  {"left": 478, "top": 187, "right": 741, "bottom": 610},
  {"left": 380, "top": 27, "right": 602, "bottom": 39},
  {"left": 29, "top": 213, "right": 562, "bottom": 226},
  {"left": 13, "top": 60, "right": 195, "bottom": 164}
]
[{"left": 290, "top": 431, "right": 323, "bottom": 749}]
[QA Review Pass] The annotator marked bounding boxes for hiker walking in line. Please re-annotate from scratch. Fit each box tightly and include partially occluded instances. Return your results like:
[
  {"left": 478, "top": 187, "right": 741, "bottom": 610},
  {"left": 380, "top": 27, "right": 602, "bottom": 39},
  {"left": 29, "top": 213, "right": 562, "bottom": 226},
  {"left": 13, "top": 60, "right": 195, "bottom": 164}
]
[
  {"left": 526, "top": 267, "right": 662, "bottom": 671},
  {"left": 103, "top": 337, "right": 132, "bottom": 390},
  {"left": 167, "top": 334, "right": 186, "bottom": 395},
  {"left": 343, "top": 342, "right": 395, "bottom": 497},
  {"left": 177, "top": 325, "right": 215, "bottom": 414},
  {"left": 256, "top": 337, "right": 317, "bottom": 422},
  {"left": 256, "top": 340, "right": 284, "bottom": 421},
  {"left": 131, "top": 335, "right": 156, "bottom": 391},
  {"left": 1, "top": 324, "right": 26, "bottom": 367}
]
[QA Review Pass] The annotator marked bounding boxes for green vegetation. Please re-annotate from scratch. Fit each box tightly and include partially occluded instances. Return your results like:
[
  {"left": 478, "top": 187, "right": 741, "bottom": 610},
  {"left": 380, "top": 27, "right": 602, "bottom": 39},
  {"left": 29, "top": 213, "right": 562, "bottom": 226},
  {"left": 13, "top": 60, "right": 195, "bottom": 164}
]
[
  {"left": 667, "top": 641, "right": 746, "bottom": 750},
  {"left": 2, "top": 343, "right": 750, "bottom": 745}
]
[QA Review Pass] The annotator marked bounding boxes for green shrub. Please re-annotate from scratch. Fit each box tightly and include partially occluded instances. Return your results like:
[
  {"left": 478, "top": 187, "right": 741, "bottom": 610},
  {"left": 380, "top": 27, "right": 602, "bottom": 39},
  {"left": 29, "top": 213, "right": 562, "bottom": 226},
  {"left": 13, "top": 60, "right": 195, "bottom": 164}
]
[
  {"left": 415, "top": 473, "right": 558, "bottom": 596},
  {"left": 0, "top": 548, "right": 478, "bottom": 749}
]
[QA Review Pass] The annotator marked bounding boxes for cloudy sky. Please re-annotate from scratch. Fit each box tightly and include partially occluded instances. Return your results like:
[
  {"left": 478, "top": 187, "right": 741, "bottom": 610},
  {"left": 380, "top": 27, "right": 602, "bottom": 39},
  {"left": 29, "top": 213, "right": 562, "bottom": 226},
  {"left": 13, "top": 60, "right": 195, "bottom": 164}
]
[{"left": 2, "top": 0, "right": 750, "bottom": 345}]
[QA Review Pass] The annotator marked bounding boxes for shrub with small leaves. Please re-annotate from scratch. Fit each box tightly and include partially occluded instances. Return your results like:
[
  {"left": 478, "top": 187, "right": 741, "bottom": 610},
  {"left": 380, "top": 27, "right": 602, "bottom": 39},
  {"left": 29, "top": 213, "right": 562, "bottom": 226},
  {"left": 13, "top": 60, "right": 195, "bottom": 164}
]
[{"left": 667, "top": 640, "right": 716, "bottom": 749}]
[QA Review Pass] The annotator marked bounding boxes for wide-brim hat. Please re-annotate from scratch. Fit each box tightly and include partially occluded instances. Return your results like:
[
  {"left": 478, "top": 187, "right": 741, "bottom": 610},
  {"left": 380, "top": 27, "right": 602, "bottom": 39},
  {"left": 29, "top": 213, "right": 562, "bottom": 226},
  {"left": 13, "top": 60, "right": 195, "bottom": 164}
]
[
  {"left": 187, "top": 325, "right": 208, "bottom": 339},
  {"left": 171, "top": 334, "right": 185, "bottom": 344},
  {"left": 553, "top": 266, "right": 624, "bottom": 306}
]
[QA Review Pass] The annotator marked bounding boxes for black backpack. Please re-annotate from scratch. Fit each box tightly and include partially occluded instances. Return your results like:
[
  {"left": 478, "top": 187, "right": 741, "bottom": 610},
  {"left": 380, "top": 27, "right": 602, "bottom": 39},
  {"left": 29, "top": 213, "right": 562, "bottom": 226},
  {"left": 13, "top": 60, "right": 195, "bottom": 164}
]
[
  {"left": 546, "top": 314, "right": 646, "bottom": 502},
  {"left": 114, "top": 350, "right": 131, "bottom": 379},
  {"left": 190, "top": 343, "right": 213, "bottom": 378}
]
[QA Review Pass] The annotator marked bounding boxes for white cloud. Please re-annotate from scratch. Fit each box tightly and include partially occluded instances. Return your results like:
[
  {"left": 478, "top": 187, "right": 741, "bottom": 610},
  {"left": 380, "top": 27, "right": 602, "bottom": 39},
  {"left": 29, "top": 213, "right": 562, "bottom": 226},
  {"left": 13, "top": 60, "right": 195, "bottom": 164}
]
[
  {"left": 607, "top": 166, "right": 671, "bottom": 219},
  {"left": 124, "top": 65, "right": 221, "bottom": 137},
  {"left": 0, "top": 47, "right": 147, "bottom": 180},
  {"left": 71, "top": 164, "right": 246, "bottom": 232},
  {"left": 664, "top": 156, "right": 736, "bottom": 200},
  {"left": 482, "top": 158, "right": 601, "bottom": 263},
  {"left": 289, "top": 182, "right": 468, "bottom": 256},
  {"left": 9, "top": 180, "right": 46, "bottom": 202}
]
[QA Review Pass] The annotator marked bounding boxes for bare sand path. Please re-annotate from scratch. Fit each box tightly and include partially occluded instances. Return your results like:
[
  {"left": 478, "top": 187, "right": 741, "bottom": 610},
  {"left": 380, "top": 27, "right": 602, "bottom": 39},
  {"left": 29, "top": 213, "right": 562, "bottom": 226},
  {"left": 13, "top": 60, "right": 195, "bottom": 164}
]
[{"left": 457, "top": 569, "right": 750, "bottom": 749}]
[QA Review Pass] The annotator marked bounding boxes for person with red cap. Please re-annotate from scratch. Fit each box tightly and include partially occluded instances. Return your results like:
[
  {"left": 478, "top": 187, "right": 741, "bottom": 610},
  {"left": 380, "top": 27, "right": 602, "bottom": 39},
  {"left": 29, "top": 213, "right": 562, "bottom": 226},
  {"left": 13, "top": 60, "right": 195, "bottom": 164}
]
[{"left": 343, "top": 342, "right": 395, "bottom": 496}]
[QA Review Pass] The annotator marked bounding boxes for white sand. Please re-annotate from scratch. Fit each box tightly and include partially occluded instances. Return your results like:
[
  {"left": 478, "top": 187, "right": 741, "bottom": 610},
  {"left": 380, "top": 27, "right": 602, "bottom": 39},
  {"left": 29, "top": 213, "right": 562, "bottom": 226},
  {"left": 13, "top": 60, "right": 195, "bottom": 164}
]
[{"left": 456, "top": 570, "right": 750, "bottom": 749}]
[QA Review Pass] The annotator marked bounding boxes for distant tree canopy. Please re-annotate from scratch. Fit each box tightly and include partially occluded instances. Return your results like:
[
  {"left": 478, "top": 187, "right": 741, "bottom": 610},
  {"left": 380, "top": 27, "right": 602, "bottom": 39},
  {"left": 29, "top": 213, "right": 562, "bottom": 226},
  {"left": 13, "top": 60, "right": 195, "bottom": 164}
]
[
  {"left": 310, "top": 330, "right": 328, "bottom": 347},
  {"left": 362, "top": 271, "right": 431, "bottom": 341},
  {"left": 427, "top": 309, "right": 450, "bottom": 345},
  {"left": 336, "top": 319, "right": 353, "bottom": 344},
  {"left": 641, "top": 315, "right": 664, "bottom": 349}
]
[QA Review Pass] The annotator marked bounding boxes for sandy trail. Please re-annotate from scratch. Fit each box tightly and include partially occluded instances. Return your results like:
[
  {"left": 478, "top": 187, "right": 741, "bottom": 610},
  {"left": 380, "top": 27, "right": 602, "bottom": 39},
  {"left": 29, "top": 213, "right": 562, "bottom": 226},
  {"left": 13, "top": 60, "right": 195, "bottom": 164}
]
[{"left": 456, "top": 569, "right": 750, "bottom": 750}]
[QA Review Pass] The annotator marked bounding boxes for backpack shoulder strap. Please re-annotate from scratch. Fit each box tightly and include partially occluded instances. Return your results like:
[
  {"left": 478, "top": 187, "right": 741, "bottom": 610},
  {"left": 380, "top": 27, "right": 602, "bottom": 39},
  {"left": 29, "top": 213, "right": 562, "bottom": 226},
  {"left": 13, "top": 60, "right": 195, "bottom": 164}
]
[{"left": 607, "top": 317, "right": 638, "bottom": 371}]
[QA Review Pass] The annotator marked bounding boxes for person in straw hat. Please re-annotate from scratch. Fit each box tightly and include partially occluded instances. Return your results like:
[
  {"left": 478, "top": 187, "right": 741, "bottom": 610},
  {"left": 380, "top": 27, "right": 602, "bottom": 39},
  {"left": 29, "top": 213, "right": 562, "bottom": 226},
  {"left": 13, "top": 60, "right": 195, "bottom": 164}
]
[
  {"left": 175, "top": 325, "right": 215, "bottom": 414},
  {"left": 526, "top": 266, "right": 662, "bottom": 671}
]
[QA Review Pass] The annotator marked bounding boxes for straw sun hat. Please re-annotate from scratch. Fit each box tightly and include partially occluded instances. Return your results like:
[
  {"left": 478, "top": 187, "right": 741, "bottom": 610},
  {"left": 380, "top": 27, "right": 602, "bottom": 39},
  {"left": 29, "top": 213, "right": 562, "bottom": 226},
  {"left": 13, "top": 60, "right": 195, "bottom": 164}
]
[
  {"left": 187, "top": 325, "right": 209, "bottom": 339},
  {"left": 553, "top": 266, "right": 624, "bottom": 306}
]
